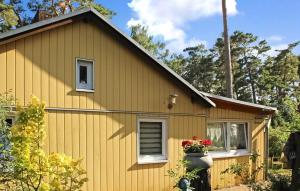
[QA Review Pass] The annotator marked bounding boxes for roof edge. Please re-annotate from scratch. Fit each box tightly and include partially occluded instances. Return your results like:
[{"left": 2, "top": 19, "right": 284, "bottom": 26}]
[
  {"left": 88, "top": 8, "right": 216, "bottom": 107},
  {"left": 0, "top": 7, "right": 216, "bottom": 107},
  {"left": 200, "top": 91, "right": 277, "bottom": 112}
]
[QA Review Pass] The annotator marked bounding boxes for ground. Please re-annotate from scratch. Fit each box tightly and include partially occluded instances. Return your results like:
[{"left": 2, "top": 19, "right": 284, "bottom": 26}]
[{"left": 214, "top": 185, "right": 249, "bottom": 191}]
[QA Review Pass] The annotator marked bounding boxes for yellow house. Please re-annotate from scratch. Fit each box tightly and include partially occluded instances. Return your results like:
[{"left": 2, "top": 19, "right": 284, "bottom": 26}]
[{"left": 0, "top": 8, "right": 276, "bottom": 190}]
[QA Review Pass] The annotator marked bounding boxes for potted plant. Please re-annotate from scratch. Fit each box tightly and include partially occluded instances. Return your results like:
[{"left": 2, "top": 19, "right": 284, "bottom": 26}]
[
  {"left": 182, "top": 136, "right": 213, "bottom": 170},
  {"left": 167, "top": 160, "right": 201, "bottom": 191}
]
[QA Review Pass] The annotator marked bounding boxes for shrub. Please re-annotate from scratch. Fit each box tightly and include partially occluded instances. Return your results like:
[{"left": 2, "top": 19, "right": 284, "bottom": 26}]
[
  {"left": 0, "top": 96, "right": 87, "bottom": 191},
  {"left": 269, "top": 127, "right": 289, "bottom": 157}
]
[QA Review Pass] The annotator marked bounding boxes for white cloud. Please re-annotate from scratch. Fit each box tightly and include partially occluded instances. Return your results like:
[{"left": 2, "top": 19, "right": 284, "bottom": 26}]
[
  {"left": 267, "top": 43, "right": 288, "bottom": 56},
  {"left": 127, "top": 0, "right": 238, "bottom": 53},
  {"left": 267, "top": 35, "right": 284, "bottom": 42}
]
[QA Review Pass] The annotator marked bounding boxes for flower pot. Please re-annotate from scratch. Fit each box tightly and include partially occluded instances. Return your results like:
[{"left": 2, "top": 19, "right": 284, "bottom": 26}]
[{"left": 184, "top": 153, "right": 213, "bottom": 170}]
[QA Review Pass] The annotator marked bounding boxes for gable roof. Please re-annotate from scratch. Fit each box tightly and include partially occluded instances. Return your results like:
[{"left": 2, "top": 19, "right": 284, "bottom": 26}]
[
  {"left": 0, "top": 8, "right": 277, "bottom": 113},
  {"left": 0, "top": 7, "right": 215, "bottom": 107}
]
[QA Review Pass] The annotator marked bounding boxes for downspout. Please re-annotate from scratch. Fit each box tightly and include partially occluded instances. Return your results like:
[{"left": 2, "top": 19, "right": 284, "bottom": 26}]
[{"left": 264, "top": 115, "right": 272, "bottom": 180}]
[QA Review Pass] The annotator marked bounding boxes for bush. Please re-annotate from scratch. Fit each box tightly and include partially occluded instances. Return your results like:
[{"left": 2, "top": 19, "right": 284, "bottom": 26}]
[
  {"left": 269, "top": 127, "right": 289, "bottom": 157},
  {"left": 0, "top": 96, "right": 88, "bottom": 191}
]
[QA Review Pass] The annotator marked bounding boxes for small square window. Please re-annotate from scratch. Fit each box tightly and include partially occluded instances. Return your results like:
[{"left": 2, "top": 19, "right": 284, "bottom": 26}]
[
  {"left": 76, "top": 58, "right": 94, "bottom": 91},
  {"left": 138, "top": 118, "right": 168, "bottom": 164},
  {"left": 5, "top": 118, "right": 14, "bottom": 127}
]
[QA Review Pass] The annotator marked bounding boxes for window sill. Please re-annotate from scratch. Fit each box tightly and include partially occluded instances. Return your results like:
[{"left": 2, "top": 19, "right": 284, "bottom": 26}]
[
  {"left": 76, "top": 89, "right": 95, "bottom": 93},
  {"left": 138, "top": 159, "right": 168, "bottom": 165},
  {"left": 208, "top": 150, "right": 251, "bottom": 159}
]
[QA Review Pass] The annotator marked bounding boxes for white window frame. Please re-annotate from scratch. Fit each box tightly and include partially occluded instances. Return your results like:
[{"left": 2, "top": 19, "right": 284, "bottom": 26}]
[
  {"left": 207, "top": 121, "right": 251, "bottom": 159},
  {"left": 75, "top": 58, "right": 95, "bottom": 92},
  {"left": 137, "top": 118, "right": 168, "bottom": 164}
]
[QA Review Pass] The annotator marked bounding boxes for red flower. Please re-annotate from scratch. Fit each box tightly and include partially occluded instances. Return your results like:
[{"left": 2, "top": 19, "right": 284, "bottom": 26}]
[
  {"left": 202, "top": 139, "right": 212, "bottom": 146},
  {"left": 182, "top": 140, "right": 192, "bottom": 147},
  {"left": 192, "top": 136, "right": 198, "bottom": 140}
]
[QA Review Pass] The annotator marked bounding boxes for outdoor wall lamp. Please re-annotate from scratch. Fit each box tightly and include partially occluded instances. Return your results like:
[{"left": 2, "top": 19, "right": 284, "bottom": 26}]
[{"left": 168, "top": 94, "right": 178, "bottom": 109}]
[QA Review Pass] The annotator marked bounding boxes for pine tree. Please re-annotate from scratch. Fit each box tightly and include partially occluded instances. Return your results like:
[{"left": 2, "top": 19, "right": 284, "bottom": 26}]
[
  {"left": 1, "top": 0, "right": 115, "bottom": 32},
  {"left": 0, "top": 0, "right": 19, "bottom": 32},
  {"left": 182, "top": 45, "right": 216, "bottom": 93},
  {"left": 130, "top": 24, "right": 169, "bottom": 62}
]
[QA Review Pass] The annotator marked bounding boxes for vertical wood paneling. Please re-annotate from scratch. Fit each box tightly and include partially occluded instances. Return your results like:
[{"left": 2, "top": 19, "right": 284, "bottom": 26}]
[
  {"left": 15, "top": 40, "right": 25, "bottom": 105},
  {"left": 86, "top": 113, "right": 94, "bottom": 190},
  {"left": 6, "top": 42, "right": 15, "bottom": 96},
  {"left": 32, "top": 34, "right": 41, "bottom": 98},
  {"left": 41, "top": 32, "right": 50, "bottom": 106},
  {"left": 0, "top": 20, "right": 267, "bottom": 191},
  {"left": 113, "top": 113, "right": 120, "bottom": 191},
  {"left": 72, "top": 112, "right": 80, "bottom": 158},
  {"left": 0, "top": 45, "right": 6, "bottom": 93},
  {"left": 86, "top": 23, "right": 94, "bottom": 109},
  {"left": 79, "top": 22, "right": 87, "bottom": 109},
  {"left": 72, "top": 22, "right": 80, "bottom": 108},
  {"left": 93, "top": 114, "right": 100, "bottom": 190},
  {"left": 49, "top": 112, "right": 57, "bottom": 152},
  {"left": 24, "top": 37, "right": 32, "bottom": 104},
  {"left": 57, "top": 27, "right": 65, "bottom": 108},
  {"left": 64, "top": 112, "right": 72, "bottom": 156},
  {"left": 49, "top": 30, "right": 57, "bottom": 107},
  {"left": 106, "top": 113, "right": 114, "bottom": 189},
  {"left": 119, "top": 114, "right": 126, "bottom": 191},
  {"left": 79, "top": 113, "right": 87, "bottom": 190},
  {"left": 57, "top": 112, "right": 64, "bottom": 153},
  {"left": 93, "top": 27, "right": 101, "bottom": 110},
  {"left": 100, "top": 114, "right": 107, "bottom": 191},
  {"left": 64, "top": 25, "right": 72, "bottom": 108}
]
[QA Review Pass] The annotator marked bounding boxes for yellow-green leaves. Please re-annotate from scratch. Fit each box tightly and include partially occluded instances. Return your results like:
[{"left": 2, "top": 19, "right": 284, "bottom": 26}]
[{"left": 0, "top": 96, "right": 87, "bottom": 191}]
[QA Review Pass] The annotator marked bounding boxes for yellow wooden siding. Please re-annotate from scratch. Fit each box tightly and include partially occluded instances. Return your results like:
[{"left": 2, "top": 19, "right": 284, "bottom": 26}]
[
  {"left": 43, "top": 111, "right": 205, "bottom": 191},
  {"left": 0, "top": 20, "right": 267, "bottom": 190},
  {"left": 208, "top": 108, "right": 267, "bottom": 189},
  {"left": 0, "top": 21, "right": 207, "bottom": 115}
]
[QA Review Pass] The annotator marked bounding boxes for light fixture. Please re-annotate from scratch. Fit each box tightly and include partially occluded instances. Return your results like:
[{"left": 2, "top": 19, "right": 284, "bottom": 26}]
[{"left": 168, "top": 94, "right": 178, "bottom": 109}]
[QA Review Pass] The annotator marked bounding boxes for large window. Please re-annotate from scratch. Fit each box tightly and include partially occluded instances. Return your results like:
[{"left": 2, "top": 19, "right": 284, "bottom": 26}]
[
  {"left": 137, "top": 118, "right": 167, "bottom": 164},
  {"left": 76, "top": 58, "right": 94, "bottom": 91},
  {"left": 207, "top": 122, "right": 249, "bottom": 152}
]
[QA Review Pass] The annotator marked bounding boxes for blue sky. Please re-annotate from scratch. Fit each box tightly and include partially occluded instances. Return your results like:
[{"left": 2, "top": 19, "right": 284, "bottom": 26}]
[{"left": 98, "top": 0, "right": 300, "bottom": 55}]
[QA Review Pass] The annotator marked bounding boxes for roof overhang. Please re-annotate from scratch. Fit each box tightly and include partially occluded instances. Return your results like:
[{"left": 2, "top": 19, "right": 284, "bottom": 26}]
[{"left": 201, "top": 92, "right": 277, "bottom": 115}]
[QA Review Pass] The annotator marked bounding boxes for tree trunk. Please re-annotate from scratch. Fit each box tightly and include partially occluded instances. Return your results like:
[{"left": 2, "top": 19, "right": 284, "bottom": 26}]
[
  {"left": 248, "top": 67, "right": 257, "bottom": 103},
  {"left": 222, "top": 0, "right": 233, "bottom": 98}
]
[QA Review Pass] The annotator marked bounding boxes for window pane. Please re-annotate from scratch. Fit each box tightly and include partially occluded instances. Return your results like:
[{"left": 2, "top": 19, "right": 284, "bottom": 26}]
[
  {"left": 207, "top": 123, "right": 226, "bottom": 151},
  {"left": 79, "top": 65, "right": 87, "bottom": 84},
  {"left": 140, "top": 122, "right": 162, "bottom": 155},
  {"left": 230, "top": 123, "right": 247, "bottom": 150},
  {"left": 5, "top": 118, "right": 13, "bottom": 127}
]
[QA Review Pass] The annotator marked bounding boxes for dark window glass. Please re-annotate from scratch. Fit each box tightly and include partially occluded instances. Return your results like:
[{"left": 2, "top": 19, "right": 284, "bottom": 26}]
[
  {"left": 139, "top": 122, "right": 163, "bottom": 155},
  {"left": 5, "top": 118, "right": 13, "bottom": 127},
  {"left": 80, "top": 66, "right": 87, "bottom": 84}
]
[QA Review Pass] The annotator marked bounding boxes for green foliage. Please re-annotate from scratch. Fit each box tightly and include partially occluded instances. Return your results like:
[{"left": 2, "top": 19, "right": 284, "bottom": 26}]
[
  {"left": 167, "top": 160, "right": 201, "bottom": 190},
  {"left": 269, "top": 127, "right": 289, "bottom": 157},
  {"left": 249, "top": 169, "right": 292, "bottom": 191},
  {"left": 0, "top": 96, "right": 87, "bottom": 191},
  {"left": 1, "top": 0, "right": 115, "bottom": 32},
  {"left": 221, "top": 152, "right": 264, "bottom": 190},
  {"left": 182, "top": 45, "right": 217, "bottom": 93},
  {"left": 0, "top": 0, "right": 19, "bottom": 32},
  {"left": 130, "top": 24, "right": 169, "bottom": 62}
]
